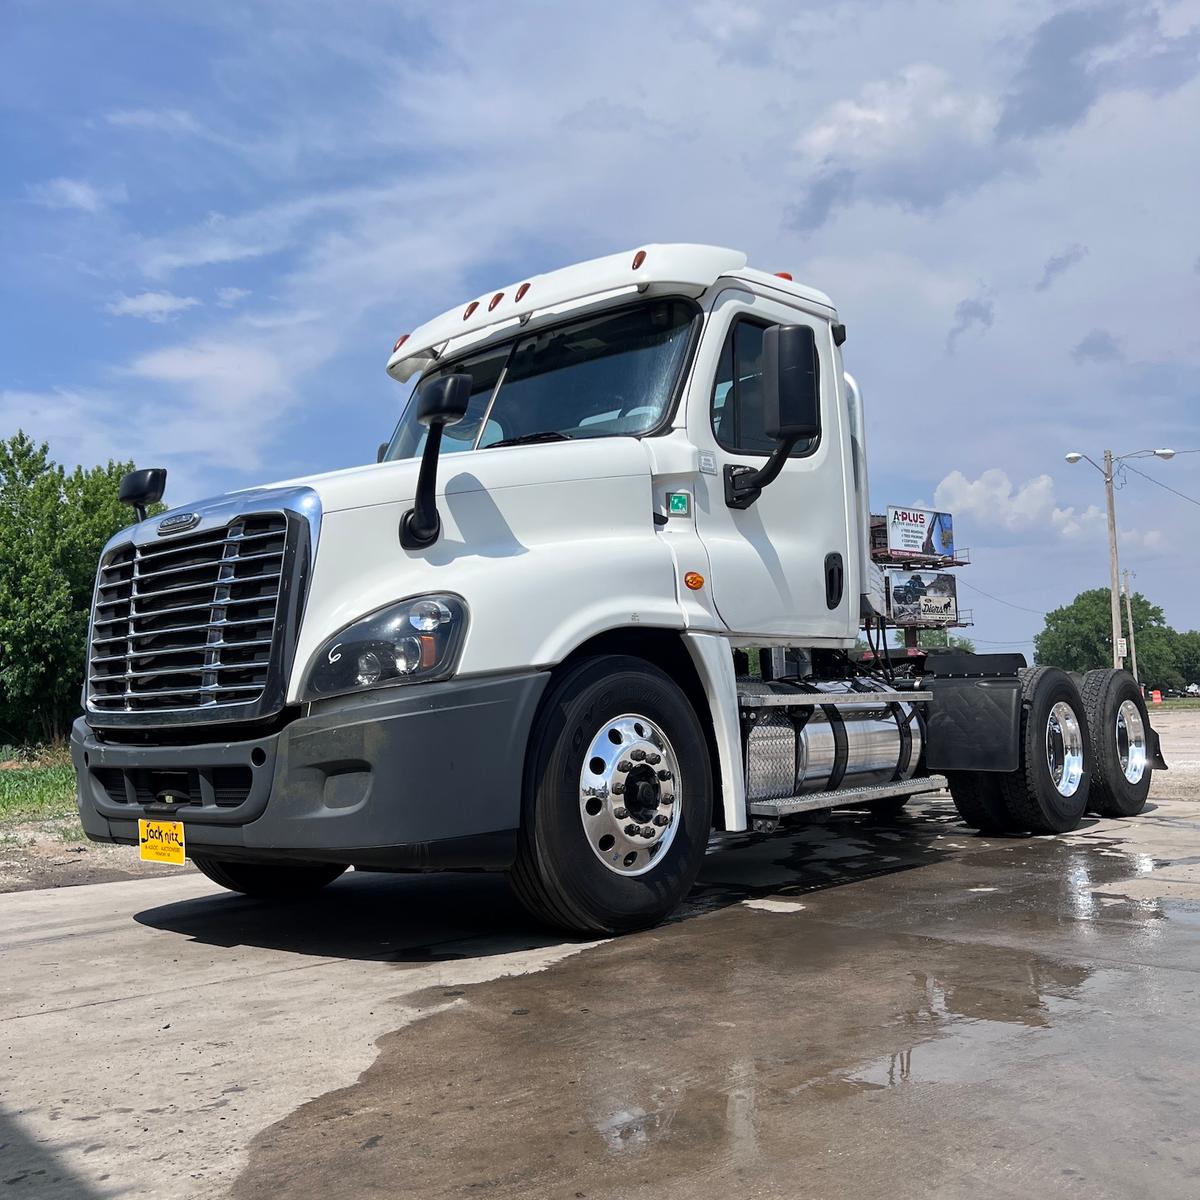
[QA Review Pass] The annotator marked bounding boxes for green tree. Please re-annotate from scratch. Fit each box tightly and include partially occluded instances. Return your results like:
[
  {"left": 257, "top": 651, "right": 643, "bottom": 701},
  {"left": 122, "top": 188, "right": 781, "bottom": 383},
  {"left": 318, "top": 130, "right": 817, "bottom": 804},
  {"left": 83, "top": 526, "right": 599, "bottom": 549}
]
[
  {"left": 1174, "top": 630, "right": 1200, "bottom": 687},
  {"left": 1034, "top": 587, "right": 1181, "bottom": 687},
  {"left": 0, "top": 432, "right": 137, "bottom": 742},
  {"left": 915, "top": 628, "right": 975, "bottom": 653}
]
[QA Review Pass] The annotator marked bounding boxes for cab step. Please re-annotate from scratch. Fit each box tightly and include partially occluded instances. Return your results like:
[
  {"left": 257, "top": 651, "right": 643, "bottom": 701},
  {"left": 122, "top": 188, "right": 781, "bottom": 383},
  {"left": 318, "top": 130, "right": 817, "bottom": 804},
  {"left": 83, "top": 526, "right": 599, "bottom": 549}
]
[
  {"left": 737, "top": 689, "right": 933, "bottom": 709},
  {"left": 747, "top": 774, "right": 948, "bottom": 819}
]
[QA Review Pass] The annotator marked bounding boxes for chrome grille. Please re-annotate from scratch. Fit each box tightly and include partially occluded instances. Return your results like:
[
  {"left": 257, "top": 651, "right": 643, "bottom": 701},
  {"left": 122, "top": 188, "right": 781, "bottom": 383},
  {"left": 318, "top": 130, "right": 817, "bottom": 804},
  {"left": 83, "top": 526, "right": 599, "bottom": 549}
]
[{"left": 87, "top": 514, "right": 290, "bottom": 715}]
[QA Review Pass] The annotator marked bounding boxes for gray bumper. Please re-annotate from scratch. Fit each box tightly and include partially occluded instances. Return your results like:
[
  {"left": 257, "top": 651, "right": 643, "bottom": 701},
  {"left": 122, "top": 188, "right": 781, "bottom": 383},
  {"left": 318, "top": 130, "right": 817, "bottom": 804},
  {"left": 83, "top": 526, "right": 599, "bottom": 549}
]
[{"left": 71, "top": 672, "right": 548, "bottom": 870}]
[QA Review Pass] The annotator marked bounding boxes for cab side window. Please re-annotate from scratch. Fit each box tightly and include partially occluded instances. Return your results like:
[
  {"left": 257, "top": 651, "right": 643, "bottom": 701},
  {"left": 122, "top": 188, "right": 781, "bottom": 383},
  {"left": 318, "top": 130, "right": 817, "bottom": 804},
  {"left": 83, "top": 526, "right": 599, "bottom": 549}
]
[{"left": 711, "top": 318, "right": 816, "bottom": 457}]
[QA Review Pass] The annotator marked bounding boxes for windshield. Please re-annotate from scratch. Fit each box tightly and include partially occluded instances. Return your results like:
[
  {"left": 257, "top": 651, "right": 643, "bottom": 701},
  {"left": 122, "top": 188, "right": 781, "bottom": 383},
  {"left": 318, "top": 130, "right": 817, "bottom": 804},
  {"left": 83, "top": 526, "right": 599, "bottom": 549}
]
[{"left": 384, "top": 299, "right": 697, "bottom": 461}]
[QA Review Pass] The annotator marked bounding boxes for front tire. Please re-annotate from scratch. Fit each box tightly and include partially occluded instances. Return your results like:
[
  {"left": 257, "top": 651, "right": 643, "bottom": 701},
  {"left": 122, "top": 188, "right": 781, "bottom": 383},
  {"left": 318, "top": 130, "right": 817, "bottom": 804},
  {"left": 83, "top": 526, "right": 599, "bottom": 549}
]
[
  {"left": 191, "top": 856, "right": 347, "bottom": 898},
  {"left": 510, "top": 655, "right": 713, "bottom": 935},
  {"left": 1080, "top": 669, "right": 1152, "bottom": 817},
  {"left": 999, "top": 667, "right": 1092, "bottom": 834}
]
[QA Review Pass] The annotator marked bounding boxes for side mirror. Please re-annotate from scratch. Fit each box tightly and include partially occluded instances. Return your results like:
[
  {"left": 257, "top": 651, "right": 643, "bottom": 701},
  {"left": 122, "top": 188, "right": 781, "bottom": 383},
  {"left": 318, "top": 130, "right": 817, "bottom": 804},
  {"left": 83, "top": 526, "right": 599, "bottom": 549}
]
[
  {"left": 725, "top": 324, "right": 822, "bottom": 510},
  {"left": 398, "top": 373, "right": 472, "bottom": 550},
  {"left": 414, "top": 373, "right": 472, "bottom": 428},
  {"left": 118, "top": 467, "right": 167, "bottom": 523},
  {"left": 763, "top": 324, "right": 820, "bottom": 440}
]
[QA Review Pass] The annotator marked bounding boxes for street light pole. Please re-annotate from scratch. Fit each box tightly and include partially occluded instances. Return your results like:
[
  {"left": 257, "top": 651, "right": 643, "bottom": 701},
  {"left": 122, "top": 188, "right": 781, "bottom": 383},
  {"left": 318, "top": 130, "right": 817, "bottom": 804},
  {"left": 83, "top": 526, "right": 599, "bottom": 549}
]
[
  {"left": 1103, "top": 449, "right": 1123, "bottom": 670},
  {"left": 1122, "top": 569, "right": 1139, "bottom": 682},
  {"left": 1064, "top": 446, "right": 1175, "bottom": 674}
]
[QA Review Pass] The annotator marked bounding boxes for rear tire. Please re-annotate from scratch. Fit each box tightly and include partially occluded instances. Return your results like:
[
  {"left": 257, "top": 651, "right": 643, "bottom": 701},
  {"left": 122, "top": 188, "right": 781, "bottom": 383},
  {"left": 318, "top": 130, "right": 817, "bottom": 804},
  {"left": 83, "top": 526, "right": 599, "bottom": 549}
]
[
  {"left": 999, "top": 667, "right": 1092, "bottom": 834},
  {"left": 1081, "top": 669, "right": 1152, "bottom": 817},
  {"left": 510, "top": 655, "right": 712, "bottom": 935},
  {"left": 947, "top": 771, "right": 1014, "bottom": 834},
  {"left": 191, "top": 856, "right": 347, "bottom": 898}
]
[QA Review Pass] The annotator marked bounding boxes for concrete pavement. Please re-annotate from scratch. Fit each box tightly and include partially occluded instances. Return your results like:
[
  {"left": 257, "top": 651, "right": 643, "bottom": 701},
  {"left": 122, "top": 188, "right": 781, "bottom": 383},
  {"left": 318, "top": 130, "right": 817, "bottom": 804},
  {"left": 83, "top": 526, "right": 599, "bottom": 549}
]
[{"left": 3, "top": 710, "right": 1200, "bottom": 1198}]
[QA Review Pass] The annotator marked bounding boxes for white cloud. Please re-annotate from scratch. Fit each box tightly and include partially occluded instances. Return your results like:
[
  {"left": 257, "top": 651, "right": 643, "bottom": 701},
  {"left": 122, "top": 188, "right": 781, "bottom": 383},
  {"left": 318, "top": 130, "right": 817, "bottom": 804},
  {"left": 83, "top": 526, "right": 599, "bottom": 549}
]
[
  {"left": 792, "top": 65, "right": 1023, "bottom": 228},
  {"left": 106, "top": 291, "right": 200, "bottom": 322},
  {"left": 105, "top": 107, "right": 204, "bottom": 136},
  {"left": 216, "top": 286, "right": 251, "bottom": 307},
  {"left": 934, "top": 467, "right": 1102, "bottom": 536},
  {"left": 26, "top": 177, "right": 121, "bottom": 213},
  {"left": 933, "top": 468, "right": 1165, "bottom": 548}
]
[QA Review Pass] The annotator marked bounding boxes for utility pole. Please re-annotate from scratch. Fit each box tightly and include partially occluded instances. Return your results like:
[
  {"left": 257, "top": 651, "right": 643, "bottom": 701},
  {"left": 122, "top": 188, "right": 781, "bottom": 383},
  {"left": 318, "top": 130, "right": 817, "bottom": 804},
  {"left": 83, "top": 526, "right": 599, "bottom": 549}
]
[
  {"left": 1066, "top": 446, "right": 1175, "bottom": 672},
  {"left": 1103, "top": 449, "right": 1123, "bottom": 670},
  {"left": 1123, "top": 569, "right": 1138, "bottom": 682}
]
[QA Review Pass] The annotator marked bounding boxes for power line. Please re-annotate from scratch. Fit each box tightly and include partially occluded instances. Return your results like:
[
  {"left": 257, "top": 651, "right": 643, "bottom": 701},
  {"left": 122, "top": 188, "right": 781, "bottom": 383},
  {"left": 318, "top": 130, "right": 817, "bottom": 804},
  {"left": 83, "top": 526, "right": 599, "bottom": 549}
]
[
  {"left": 955, "top": 577, "right": 1047, "bottom": 616},
  {"left": 1124, "top": 462, "right": 1200, "bottom": 509}
]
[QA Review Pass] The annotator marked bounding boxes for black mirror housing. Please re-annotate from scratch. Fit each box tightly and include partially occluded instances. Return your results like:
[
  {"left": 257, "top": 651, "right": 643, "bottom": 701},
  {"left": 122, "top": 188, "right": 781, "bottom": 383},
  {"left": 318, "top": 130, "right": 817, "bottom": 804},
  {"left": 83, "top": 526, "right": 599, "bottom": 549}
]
[
  {"left": 762, "top": 324, "right": 820, "bottom": 441},
  {"left": 398, "top": 372, "right": 473, "bottom": 551},
  {"left": 415, "top": 373, "right": 472, "bottom": 428},
  {"left": 118, "top": 467, "right": 167, "bottom": 522}
]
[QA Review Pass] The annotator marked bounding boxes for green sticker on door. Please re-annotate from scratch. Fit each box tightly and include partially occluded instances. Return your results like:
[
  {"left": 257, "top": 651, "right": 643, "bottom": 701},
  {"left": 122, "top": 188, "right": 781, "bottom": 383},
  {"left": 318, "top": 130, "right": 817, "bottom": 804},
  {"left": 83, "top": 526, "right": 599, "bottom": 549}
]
[{"left": 667, "top": 492, "right": 691, "bottom": 517}]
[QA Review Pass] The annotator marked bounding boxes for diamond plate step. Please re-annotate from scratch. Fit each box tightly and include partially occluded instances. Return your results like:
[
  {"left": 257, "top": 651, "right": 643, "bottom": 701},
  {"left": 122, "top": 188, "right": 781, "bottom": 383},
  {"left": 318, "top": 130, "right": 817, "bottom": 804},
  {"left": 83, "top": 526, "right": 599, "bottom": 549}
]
[
  {"left": 747, "top": 774, "right": 948, "bottom": 818},
  {"left": 738, "top": 690, "right": 933, "bottom": 708}
]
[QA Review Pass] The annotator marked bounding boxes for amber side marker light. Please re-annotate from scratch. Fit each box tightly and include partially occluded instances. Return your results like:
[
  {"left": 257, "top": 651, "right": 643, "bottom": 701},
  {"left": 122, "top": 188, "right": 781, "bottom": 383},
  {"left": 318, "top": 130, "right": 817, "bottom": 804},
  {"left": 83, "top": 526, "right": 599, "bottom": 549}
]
[
  {"left": 684, "top": 572, "right": 705, "bottom": 591},
  {"left": 774, "top": 271, "right": 793, "bottom": 280}
]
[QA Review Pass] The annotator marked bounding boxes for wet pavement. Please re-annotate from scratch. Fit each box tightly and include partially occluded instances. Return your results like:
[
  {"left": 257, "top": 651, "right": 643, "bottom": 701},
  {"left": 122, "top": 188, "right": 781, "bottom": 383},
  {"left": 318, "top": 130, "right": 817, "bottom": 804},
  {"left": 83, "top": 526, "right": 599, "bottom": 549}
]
[{"left": 3, "top": 709, "right": 1200, "bottom": 1198}]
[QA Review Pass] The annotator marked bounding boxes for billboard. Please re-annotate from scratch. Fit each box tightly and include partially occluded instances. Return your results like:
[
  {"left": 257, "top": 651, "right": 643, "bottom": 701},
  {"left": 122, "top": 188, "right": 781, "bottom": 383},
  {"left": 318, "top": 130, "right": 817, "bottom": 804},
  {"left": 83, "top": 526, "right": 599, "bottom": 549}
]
[
  {"left": 884, "top": 506, "right": 954, "bottom": 560},
  {"left": 887, "top": 571, "right": 959, "bottom": 627}
]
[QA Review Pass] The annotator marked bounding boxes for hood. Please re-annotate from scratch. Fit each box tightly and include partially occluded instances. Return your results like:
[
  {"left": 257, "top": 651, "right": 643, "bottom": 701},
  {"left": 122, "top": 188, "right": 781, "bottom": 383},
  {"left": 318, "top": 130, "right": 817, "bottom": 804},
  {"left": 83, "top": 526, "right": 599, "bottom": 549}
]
[{"left": 245, "top": 437, "right": 653, "bottom": 515}]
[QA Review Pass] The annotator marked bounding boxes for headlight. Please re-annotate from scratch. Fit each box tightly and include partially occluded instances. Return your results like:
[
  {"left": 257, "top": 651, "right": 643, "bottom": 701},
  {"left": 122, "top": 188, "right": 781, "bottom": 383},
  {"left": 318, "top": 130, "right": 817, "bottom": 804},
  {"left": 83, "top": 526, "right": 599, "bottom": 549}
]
[{"left": 303, "top": 594, "right": 467, "bottom": 700}]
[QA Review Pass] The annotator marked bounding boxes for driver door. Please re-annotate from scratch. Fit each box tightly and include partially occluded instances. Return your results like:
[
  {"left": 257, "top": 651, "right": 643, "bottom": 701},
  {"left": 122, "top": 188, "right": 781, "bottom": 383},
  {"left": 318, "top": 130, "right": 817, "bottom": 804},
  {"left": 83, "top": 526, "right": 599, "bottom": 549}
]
[{"left": 690, "top": 287, "right": 853, "bottom": 641}]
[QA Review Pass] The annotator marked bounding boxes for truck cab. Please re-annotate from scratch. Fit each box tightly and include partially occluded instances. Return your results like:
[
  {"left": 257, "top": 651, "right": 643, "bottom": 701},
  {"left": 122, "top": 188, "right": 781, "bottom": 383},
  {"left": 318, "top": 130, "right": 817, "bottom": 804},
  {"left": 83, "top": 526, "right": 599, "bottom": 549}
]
[{"left": 72, "top": 244, "right": 1162, "bottom": 933}]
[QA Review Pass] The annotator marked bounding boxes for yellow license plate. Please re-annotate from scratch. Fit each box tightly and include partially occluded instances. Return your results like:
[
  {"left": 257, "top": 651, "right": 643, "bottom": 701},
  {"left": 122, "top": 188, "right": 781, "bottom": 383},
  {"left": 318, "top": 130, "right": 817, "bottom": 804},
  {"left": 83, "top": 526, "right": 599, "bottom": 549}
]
[{"left": 138, "top": 818, "right": 186, "bottom": 865}]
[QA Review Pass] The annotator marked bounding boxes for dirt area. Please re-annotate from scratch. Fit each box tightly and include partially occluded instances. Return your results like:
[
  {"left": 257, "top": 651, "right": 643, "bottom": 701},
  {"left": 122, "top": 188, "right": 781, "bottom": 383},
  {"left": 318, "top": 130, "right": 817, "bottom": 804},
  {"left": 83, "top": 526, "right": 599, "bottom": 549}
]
[{"left": 0, "top": 815, "right": 190, "bottom": 892}]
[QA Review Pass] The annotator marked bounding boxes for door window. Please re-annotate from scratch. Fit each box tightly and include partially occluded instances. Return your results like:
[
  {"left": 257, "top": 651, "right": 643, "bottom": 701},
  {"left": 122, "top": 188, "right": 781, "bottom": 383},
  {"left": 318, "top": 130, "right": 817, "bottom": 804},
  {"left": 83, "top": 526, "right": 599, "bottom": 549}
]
[{"left": 711, "top": 318, "right": 816, "bottom": 457}]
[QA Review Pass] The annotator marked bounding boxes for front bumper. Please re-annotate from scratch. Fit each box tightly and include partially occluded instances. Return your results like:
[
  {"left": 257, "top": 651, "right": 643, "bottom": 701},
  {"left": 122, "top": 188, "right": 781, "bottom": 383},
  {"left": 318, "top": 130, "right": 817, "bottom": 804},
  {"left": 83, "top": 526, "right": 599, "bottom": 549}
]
[{"left": 72, "top": 671, "right": 548, "bottom": 870}]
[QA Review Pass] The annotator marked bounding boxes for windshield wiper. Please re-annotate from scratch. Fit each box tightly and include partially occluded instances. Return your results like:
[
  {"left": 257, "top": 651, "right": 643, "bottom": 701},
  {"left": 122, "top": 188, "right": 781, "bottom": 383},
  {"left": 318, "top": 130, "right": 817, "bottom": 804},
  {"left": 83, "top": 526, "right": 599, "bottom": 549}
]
[{"left": 490, "top": 431, "right": 574, "bottom": 448}]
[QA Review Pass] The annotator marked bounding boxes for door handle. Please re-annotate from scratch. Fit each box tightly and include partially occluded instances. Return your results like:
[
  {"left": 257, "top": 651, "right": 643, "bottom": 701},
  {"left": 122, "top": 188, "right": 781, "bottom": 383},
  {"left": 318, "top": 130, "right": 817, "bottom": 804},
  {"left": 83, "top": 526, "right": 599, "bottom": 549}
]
[{"left": 824, "top": 553, "right": 844, "bottom": 609}]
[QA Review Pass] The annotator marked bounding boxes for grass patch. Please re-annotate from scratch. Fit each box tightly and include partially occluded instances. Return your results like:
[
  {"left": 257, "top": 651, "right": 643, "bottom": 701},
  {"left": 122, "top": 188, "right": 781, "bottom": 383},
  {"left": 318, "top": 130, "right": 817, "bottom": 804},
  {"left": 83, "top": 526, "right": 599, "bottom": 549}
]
[
  {"left": 1150, "top": 698, "right": 1200, "bottom": 712},
  {"left": 0, "top": 744, "right": 78, "bottom": 827}
]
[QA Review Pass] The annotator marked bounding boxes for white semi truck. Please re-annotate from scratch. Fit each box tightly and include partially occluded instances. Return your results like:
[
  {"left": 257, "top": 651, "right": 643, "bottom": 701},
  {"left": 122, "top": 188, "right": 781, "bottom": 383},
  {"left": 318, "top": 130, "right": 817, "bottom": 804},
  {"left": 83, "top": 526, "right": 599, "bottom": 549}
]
[{"left": 72, "top": 244, "right": 1165, "bottom": 933}]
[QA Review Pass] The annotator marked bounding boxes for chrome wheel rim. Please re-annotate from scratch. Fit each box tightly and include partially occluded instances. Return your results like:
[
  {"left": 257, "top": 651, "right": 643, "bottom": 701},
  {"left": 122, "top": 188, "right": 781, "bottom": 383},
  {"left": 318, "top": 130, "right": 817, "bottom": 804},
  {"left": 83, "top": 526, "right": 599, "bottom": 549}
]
[
  {"left": 1115, "top": 699, "right": 1147, "bottom": 784},
  {"left": 1051, "top": 700, "right": 1089, "bottom": 796},
  {"left": 1046, "top": 700, "right": 1085, "bottom": 798},
  {"left": 579, "top": 713, "right": 681, "bottom": 877}
]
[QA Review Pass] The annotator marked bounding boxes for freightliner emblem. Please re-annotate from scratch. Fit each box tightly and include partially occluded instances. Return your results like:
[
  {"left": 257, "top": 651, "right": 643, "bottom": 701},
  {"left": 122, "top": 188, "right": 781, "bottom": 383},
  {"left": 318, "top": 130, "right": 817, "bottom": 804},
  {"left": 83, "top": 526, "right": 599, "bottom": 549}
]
[{"left": 157, "top": 511, "right": 201, "bottom": 536}]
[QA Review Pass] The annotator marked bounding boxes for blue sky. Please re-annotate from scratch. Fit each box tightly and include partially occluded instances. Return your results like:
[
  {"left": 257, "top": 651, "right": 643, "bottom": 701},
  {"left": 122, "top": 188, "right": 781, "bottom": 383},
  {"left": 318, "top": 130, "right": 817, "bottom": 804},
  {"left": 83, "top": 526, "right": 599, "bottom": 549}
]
[{"left": 2, "top": 0, "right": 1198, "bottom": 654}]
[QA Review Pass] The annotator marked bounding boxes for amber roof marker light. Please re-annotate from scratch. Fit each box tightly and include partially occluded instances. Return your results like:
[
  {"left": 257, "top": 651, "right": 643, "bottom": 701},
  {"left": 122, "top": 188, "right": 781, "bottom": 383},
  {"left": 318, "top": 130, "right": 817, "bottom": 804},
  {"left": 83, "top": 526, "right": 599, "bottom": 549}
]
[{"left": 632, "top": 249, "right": 647, "bottom": 270}]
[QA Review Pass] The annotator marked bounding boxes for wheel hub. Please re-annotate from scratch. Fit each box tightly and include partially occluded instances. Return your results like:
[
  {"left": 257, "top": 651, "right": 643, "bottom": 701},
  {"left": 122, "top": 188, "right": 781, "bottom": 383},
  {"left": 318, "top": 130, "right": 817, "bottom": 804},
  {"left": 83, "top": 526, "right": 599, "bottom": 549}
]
[
  {"left": 1046, "top": 700, "right": 1085, "bottom": 798},
  {"left": 1115, "top": 699, "right": 1147, "bottom": 784},
  {"left": 579, "top": 713, "right": 681, "bottom": 876}
]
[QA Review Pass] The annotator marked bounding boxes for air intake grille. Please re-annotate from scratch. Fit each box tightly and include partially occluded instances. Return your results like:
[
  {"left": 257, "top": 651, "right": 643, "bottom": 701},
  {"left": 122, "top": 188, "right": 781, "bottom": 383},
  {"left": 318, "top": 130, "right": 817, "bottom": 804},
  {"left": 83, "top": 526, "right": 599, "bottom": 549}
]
[{"left": 87, "top": 514, "right": 292, "bottom": 716}]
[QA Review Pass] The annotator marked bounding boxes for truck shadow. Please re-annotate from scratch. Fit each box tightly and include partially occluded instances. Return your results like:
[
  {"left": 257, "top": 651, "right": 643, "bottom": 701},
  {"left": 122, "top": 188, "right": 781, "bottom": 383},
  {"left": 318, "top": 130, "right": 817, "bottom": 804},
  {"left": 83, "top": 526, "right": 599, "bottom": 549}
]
[
  {"left": 0, "top": 1105, "right": 107, "bottom": 1199},
  {"left": 134, "top": 796, "right": 1107, "bottom": 962}
]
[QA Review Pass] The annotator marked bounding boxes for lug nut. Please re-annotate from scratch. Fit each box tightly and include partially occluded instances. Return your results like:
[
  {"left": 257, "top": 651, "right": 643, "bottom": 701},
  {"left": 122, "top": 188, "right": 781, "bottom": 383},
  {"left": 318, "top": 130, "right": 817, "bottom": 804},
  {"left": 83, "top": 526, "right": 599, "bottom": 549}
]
[
  {"left": 653, "top": 814, "right": 670, "bottom": 827},
  {"left": 657, "top": 769, "right": 672, "bottom": 781},
  {"left": 647, "top": 753, "right": 661, "bottom": 765},
  {"left": 618, "top": 759, "right": 632, "bottom": 773},
  {"left": 631, "top": 749, "right": 647, "bottom": 761},
  {"left": 641, "top": 824, "right": 657, "bottom": 838},
  {"left": 613, "top": 807, "right": 628, "bottom": 819},
  {"left": 661, "top": 794, "right": 675, "bottom": 805},
  {"left": 624, "top": 823, "right": 640, "bottom": 836},
  {"left": 612, "top": 782, "right": 625, "bottom": 795}
]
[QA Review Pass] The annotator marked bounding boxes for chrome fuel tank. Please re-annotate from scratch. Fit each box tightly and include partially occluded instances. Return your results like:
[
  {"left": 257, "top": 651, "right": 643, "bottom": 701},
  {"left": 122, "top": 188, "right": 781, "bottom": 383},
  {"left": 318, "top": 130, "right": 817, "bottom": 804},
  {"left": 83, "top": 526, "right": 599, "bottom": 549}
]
[{"left": 744, "top": 680, "right": 924, "bottom": 802}]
